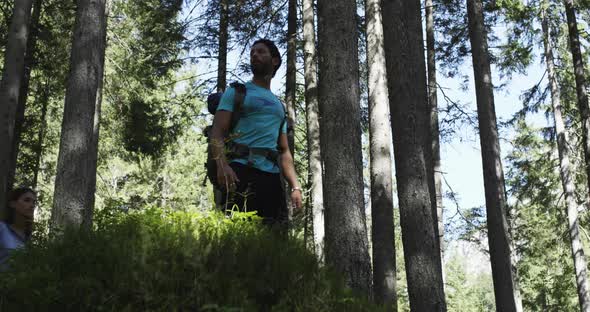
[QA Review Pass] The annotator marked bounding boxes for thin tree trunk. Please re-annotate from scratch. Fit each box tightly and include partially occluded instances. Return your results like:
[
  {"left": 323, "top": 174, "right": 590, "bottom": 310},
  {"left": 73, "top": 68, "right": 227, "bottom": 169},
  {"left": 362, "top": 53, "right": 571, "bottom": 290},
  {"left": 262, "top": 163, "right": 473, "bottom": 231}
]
[
  {"left": 381, "top": 0, "right": 446, "bottom": 309},
  {"left": 51, "top": 0, "right": 107, "bottom": 230},
  {"left": 283, "top": 0, "right": 298, "bottom": 220},
  {"left": 285, "top": 0, "right": 296, "bottom": 154},
  {"left": 302, "top": 0, "right": 324, "bottom": 262},
  {"left": 32, "top": 79, "right": 50, "bottom": 190},
  {"left": 217, "top": 0, "right": 228, "bottom": 92},
  {"left": 543, "top": 10, "right": 590, "bottom": 312},
  {"left": 564, "top": 0, "right": 590, "bottom": 199},
  {"left": 466, "top": 0, "right": 520, "bottom": 310},
  {"left": 8, "top": 0, "right": 42, "bottom": 190},
  {"left": 213, "top": 0, "right": 229, "bottom": 208},
  {"left": 425, "top": 0, "right": 445, "bottom": 276},
  {"left": 0, "top": 0, "right": 34, "bottom": 216},
  {"left": 366, "top": 0, "right": 396, "bottom": 307},
  {"left": 317, "top": 0, "right": 372, "bottom": 294}
]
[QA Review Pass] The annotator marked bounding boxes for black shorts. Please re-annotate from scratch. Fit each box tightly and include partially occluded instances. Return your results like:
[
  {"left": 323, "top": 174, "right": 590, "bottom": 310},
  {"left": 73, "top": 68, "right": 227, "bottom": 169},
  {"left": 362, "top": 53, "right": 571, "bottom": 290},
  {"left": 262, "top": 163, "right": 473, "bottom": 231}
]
[{"left": 222, "top": 162, "right": 288, "bottom": 226}]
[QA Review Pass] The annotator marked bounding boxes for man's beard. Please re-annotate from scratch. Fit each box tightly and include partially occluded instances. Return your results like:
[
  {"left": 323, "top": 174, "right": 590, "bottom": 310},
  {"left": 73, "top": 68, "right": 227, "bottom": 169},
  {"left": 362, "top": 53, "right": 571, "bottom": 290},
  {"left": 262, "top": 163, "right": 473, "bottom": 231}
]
[{"left": 250, "top": 63, "right": 273, "bottom": 78}]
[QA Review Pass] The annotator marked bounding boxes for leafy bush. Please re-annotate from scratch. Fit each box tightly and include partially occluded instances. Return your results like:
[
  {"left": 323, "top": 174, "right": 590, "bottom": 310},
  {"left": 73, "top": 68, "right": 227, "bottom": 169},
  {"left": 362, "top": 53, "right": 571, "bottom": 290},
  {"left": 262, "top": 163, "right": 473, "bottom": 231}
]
[{"left": 0, "top": 208, "right": 381, "bottom": 311}]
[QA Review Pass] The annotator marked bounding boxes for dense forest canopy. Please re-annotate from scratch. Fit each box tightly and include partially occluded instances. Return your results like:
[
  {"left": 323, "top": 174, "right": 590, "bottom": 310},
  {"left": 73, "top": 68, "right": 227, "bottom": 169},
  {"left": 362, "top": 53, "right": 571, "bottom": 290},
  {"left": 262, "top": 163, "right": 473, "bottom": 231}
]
[{"left": 1, "top": 0, "right": 590, "bottom": 310}]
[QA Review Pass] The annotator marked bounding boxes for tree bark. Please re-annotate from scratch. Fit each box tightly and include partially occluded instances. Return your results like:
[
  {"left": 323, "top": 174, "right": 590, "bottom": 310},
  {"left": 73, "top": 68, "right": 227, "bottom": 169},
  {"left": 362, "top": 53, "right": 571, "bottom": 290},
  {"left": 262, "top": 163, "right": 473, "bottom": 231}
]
[
  {"left": 8, "top": 0, "right": 43, "bottom": 190},
  {"left": 543, "top": 9, "right": 590, "bottom": 312},
  {"left": 285, "top": 0, "right": 296, "bottom": 154},
  {"left": 317, "top": 0, "right": 372, "bottom": 294},
  {"left": 217, "top": 0, "right": 228, "bottom": 92},
  {"left": 302, "top": 0, "right": 325, "bottom": 262},
  {"left": 425, "top": 0, "right": 445, "bottom": 276},
  {"left": 366, "top": 0, "right": 396, "bottom": 307},
  {"left": 283, "top": 0, "right": 298, "bottom": 219},
  {"left": 381, "top": 0, "right": 447, "bottom": 309},
  {"left": 32, "top": 79, "right": 50, "bottom": 190},
  {"left": 564, "top": 0, "right": 590, "bottom": 199},
  {"left": 0, "top": 0, "right": 34, "bottom": 217},
  {"left": 212, "top": 0, "right": 229, "bottom": 208},
  {"left": 466, "top": 0, "right": 520, "bottom": 310},
  {"left": 51, "top": 0, "right": 107, "bottom": 230}
]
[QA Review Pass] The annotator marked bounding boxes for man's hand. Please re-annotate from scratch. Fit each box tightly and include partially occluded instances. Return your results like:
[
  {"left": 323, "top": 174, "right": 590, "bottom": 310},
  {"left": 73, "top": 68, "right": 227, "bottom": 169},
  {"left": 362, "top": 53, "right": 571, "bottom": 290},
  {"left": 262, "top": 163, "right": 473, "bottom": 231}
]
[
  {"left": 291, "top": 188, "right": 303, "bottom": 211},
  {"left": 217, "top": 161, "right": 240, "bottom": 191}
]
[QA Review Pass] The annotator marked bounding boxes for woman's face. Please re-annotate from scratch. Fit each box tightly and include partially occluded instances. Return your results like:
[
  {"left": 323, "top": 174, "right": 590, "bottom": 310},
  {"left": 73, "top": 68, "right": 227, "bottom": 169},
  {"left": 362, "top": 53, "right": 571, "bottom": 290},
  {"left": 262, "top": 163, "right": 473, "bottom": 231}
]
[{"left": 10, "top": 192, "right": 36, "bottom": 220}]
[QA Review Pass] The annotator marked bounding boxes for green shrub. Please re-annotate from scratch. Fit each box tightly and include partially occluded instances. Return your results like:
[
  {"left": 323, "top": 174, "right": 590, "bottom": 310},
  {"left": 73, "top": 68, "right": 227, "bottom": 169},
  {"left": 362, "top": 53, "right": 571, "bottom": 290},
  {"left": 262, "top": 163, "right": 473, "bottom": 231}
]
[{"left": 0, "top": 208, "right": 381, "bottom": 311}]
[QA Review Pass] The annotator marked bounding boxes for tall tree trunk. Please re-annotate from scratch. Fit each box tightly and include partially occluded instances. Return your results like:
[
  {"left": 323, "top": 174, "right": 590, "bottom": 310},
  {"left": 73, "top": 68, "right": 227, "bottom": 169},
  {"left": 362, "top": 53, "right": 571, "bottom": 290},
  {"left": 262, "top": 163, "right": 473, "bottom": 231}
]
[
  {"left": 381, "top": 0, "right": 447, "bottom": 309},
  {"left": 0, "top": 0, "right": 34, "bottom": 217},
  {"left": 564, "top": 0, "right": 590, "bottom": 198},
  {"left": 51, "top": 0, "right": 107, "bottom": 230},
  {"left": 32, "top": 79, "right": 50, "bottom": 190},
  {"left": 283, "top": 0, "right": 297, "bottom": 220},
  {"left": 425, "top": 0, "right": 445, "bottom": 275},
  {"left": 213, "top": 0, "right": 229, "bottom": 208},
  {"left": 217, "top": 0, "right": 228, "bottom": 92},
  {"left": 285, "top": 0, "right": 296, "bottom": 154},
  {"left": 301, "top": 0, "right": 324, "bottom": 261},
  {"left": 366, "top": 0, "right": 396, "bottom": 307},
  {"left": 543, "top": 10, "right": 590, "bottom": 312},
  {"left": 8, "top": 0, "right": 43, "bottom": 190},
  {"left": 466, "top": 0, "right": 521, "bottom": 310},
  {"left": 317, "top": 0, "right": 372, "bottom": 294}
]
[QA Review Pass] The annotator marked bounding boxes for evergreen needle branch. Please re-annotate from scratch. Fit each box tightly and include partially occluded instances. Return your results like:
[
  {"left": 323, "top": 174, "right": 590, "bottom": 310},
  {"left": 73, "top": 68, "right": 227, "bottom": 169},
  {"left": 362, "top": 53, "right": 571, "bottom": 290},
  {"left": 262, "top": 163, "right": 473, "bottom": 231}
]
[
  {"left": 441, "top": 171, "right": 480, "bottom": 229},
  {"left": 233, "top": 0, "right": 289, "bottom": 68},
  {"left": 183, "top": 0, "right": 206, "bottom": 22},
  {"left": 436, "top": 81, "right": 478, "bottom": 128}
]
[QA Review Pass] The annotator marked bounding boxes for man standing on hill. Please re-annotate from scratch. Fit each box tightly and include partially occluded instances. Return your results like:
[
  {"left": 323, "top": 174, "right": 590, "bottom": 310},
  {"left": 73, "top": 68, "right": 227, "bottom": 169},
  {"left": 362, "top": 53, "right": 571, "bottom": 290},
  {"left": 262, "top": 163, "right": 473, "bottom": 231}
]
[{"left": 209, "top": 39, "right": 302, "bottom": 227}]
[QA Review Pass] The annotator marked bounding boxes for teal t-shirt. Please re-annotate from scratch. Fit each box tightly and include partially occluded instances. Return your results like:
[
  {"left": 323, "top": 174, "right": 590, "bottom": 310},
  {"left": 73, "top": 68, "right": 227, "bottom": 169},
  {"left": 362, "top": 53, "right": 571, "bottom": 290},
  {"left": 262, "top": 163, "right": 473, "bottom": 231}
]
[{"left": 217, "top": 81, "right": 287, "bottom": 173}]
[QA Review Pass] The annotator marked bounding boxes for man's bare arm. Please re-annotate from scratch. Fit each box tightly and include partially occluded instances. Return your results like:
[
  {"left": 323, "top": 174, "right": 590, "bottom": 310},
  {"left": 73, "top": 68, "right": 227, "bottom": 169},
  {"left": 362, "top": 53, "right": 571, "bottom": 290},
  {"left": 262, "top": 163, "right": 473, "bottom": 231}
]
[
  {"left": 278, "top": 133, "right": 302, "bottom": 209},
  {"left": 210, "top": 110, "right": 239, "bottom": 187}
]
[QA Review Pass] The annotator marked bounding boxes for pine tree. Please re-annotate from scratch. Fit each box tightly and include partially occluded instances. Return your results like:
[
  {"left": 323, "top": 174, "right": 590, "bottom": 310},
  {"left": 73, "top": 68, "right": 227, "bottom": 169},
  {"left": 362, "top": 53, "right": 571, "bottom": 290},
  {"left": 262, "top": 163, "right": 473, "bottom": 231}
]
[
  {"left": 466, "top": 0, "right": 522, "bottom": 310},
  {"left": 564, "top": 0, "right": 590, "bottom": 202},
  {"left": 545, "top": 4, "right": 590, "bottom": 310},
  {"left": 0, "top": 0, "right": 34, "bottom": 216},
  {"left": 317, "top": 0, "right": 372, "bottom": 294},
  {"left": 51, "top": 0, "right": 108, "bottom": 229},
  {"left": 217, "top": 0, "right": 228, "bottom": 92},
  {"left": 285, "top": 0, "right": 296, "bottom": 153},
  {"left": 381, "top": 0, "right": 446, "bottom": 309},
  {"left": 366, "top": 0, "right": 396, "bottom": 307},
  {"left": 426, "top": 0, "right": 445, "bottom": 271},
  {"left": 301, "top": 0, "right": 324, "bottom": 261},
  {"left": 8, "top": 0, "right": 43, "bottom": 191}
]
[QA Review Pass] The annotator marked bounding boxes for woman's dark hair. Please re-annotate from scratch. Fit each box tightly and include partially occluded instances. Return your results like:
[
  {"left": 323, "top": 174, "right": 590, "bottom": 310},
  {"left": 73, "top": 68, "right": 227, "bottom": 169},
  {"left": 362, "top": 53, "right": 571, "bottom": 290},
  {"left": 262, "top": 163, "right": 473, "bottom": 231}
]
[
  {"left": 4, "top": 187, "right": 36, "bottom": 224},
  {"left": 252, "top": 38, "right": 282, "bottom": 77}
]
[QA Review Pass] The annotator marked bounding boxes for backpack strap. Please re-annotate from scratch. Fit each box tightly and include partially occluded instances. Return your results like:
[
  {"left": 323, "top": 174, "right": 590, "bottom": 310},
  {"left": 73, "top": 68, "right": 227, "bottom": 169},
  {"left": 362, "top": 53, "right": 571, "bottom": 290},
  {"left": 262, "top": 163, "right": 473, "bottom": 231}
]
[{"left": 229, "top": 82, "right": 246, "bottom": 132}]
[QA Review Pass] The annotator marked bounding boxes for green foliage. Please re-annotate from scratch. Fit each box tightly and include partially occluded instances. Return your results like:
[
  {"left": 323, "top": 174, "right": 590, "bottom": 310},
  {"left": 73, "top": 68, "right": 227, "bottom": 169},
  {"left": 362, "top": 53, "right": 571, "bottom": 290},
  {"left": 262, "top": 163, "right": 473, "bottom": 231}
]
[
  {"left": 9, "top": 0, "right": 215, "bottom": 220},
  {"left": 121, "top": 96, "right": 183, "bottom": 157},
  {"left": 94, "top": 0, "right": 210, "bottom": 213},
  {"left": 106, "top": 0, "right": 194, "bottom": 158},
  {"left": 0, "top": 208, "right": 382, "bottom": 311},
  {"left": 112, "top": 0, "right": 186, "bottom": 89},
  {"left": 14, "top": 0, "right": 74, "bottom": 212},
  {"left": 0, "top": 0, "right": 13, "bottom": 62},
  {"left": 506, "top": 120, "right": 579, "bottom": 311},
  {"left": 434, "top": 0, "right": 500, "bottom": 78},
  {"left": 95, "top": 125, "right": 212, "bottom": 213},
  {"left": 445, "top": 250, "right": 495, "bottom": 311},
  {"left": 191, "top": 0, "right": 289, "bottom": 86}
]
